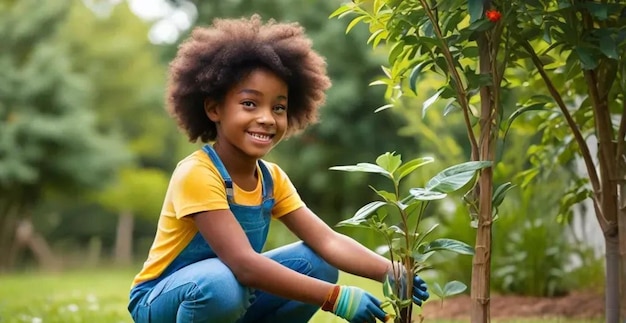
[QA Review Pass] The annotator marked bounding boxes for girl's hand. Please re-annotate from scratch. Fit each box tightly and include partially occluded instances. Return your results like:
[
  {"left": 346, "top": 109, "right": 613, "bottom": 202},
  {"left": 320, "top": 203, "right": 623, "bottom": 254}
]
[
  {"left": 412, "top": 276, "right": 429, "bottom": 305},
  {"left": 384, "top": 264, "right": 430, "bottom": 306},
  {"left": 323, "top": 285, "right": 388, "bottom": 323}
]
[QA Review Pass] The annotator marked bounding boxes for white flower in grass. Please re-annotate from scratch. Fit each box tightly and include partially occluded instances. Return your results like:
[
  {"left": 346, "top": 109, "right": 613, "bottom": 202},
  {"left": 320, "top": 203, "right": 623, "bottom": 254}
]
[
  {"left": 67, "top": 304, "right": 79, "bottom": 312},
  {"left": 86, "top": 294, "right": 98, "bottom": 303}
]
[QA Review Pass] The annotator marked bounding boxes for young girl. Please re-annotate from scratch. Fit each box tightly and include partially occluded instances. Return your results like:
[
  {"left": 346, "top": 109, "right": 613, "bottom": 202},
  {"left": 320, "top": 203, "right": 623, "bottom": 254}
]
[{"left": 128, "top": 15, "right": 428, "bottom": 323}]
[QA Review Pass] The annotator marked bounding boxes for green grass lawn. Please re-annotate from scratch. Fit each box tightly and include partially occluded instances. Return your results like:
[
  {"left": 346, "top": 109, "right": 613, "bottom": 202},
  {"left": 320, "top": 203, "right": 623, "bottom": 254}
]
[{"left": 0, "top": 267, "right": 602, "bottom": 323}]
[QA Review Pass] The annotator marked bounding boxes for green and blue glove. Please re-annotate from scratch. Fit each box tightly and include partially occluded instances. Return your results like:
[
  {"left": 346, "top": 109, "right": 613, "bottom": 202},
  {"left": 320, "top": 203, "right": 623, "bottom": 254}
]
[
  {"left": 384, "top": 265, "right": 429, "bottom": 306},
  {"left": 322, "top": 285, "right": 388, "bottom": 323}
]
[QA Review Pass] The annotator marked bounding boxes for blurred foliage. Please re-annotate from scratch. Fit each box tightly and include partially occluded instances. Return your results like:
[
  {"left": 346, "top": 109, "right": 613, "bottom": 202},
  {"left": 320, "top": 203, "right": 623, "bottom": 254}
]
[
  {"left": 0, "top": 0, "right": 129, "bottom": 268},
  {"left": 491, "top": 182, "right": 573, "bottom": 297},
  {"left": 96, "top": 167, "right": 169, "bottom": 220},
  {"left": 60, "top": 2, "right": 180, "bottom": 169}
]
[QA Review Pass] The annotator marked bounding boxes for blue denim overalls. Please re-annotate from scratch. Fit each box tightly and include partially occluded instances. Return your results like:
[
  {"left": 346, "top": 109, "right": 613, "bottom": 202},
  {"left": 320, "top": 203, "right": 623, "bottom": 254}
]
[{"left": 128, "top": 145, "right": 338, "bottom": 323}]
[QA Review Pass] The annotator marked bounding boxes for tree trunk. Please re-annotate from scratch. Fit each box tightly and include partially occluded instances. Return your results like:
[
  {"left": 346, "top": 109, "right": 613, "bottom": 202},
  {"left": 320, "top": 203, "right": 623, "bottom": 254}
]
[
  {"left": 0, "top": 208, "right": 19, "bottom": 271},
  {"left": 618, "top": 171, "right": 626, "bottom": 321},
  {"left": 605, "top": 235, "right": 620, "bottom": 323},
  {"left": 471, "top": 22, "right": 494, "bottom": 323},
  {"left": 114, "top": 210, "right": 134, "bottom": 266},
  {"left": 13, "top": 218, "right": 60, "bottom": 271},
  {"left": 470, "top": 192, "right": 492, "bottom": 323}
]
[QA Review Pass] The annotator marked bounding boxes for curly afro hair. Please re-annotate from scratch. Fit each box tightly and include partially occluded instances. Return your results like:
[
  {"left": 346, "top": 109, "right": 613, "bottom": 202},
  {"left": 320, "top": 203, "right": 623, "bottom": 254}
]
[{"left": 166, "top": 14, "right": 331, "bottom": 143}]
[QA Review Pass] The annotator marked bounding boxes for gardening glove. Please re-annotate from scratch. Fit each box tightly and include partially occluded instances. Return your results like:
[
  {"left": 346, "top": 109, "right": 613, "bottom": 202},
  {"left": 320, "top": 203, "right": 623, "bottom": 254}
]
[
  {"left": 322, "top": 285, "right": 388, "bottom": 323},
  {"left": 384, "top": 264, "right": 429, "bottom": 306}
]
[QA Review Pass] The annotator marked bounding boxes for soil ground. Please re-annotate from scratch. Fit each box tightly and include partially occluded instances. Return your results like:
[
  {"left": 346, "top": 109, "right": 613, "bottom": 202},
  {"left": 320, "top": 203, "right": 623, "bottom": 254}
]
[{"left": 421, "top": 291, "right": 605, "bottom": 320}]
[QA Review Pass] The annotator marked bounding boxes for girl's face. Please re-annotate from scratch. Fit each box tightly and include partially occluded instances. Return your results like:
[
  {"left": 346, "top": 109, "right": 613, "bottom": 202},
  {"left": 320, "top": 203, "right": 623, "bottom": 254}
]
[{"left": 206, "top": 68, "right": 288, "bottom": 160}]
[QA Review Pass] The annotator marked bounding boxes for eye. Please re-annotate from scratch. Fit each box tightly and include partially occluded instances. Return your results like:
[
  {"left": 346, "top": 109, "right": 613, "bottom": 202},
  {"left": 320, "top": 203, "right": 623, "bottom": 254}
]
[
  {"left": 242, "top": 101, "right": 255, "bottom": 108},
  {"left": 273, "top": 105, "right": 287, "bottom": 114}
]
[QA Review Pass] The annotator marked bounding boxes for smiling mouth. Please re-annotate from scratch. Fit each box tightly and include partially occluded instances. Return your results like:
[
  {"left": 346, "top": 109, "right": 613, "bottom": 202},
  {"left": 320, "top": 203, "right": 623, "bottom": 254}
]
[{"left": 248, "top": 132, "right": 274, "bottom": 142}]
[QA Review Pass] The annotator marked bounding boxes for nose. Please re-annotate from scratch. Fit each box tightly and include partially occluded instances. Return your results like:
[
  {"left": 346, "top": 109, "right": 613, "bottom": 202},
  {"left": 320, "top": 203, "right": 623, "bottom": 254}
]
[{"left": 257, "top": 107, "right": 275, "bottom": 126}]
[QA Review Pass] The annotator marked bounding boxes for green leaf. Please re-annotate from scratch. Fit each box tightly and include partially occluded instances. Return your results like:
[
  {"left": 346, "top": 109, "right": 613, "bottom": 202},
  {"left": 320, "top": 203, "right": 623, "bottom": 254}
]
[
  {"left": 409, "top": 62, "right": 429, "bottom": 95},
  {"left": 329, "top": 4, "right": 355, "bottom": 19},
  {"left": 468, "top": 19, "right": 490, "bottom": 32},
  {"left": 369, "top": 79, "right": 388, "bottom": 86},
  {"left": 337, "top": 201, "right": 388, "bottom": 227},
  {"left": 374, "top": 104, "right": 394, "bottom": 113},
  {"left": 582, "top": 2, "right": 608, "bottom": 20},
  {"left": 330, "top": 163, "right": 391, "bottom": 179},
  {"left": 492, "top": 182, "right": 515, "bottom": 208},
  {"left": 421, "top": 19, "right": 435, "bottom": 37},
  {"left": 518, "top": 167, "right": 539, "bottom": 188},
  {"left": 422, "top": 89, "right": 443, "bottom": 119},
  {"left": 599, "top": 33, "right": 618, "bottom": 59},
  {"left": 409, "top": 188, "right": 448, "bottom": 201},
  {"left": 370, "top": 186, "right": 398, "bottom": 203},
  {"left": 383, "top": 275, "right": 393, "bottom": 298},
  {"left": 461, "top": 46, "right": 479, "bottom": 57},
  {"left": 431, "top": 282, "right": 445, "bottom": 299},
  {"left": 468, "top": 0, "right": 484, "bottom": 23},
  {"left": 402, "top": 200, "right": 422, "bottom": 217},
  {"left": 443, "top": 281, "right": 467, "bottom": 297},
  {"left": 376, "top": 152, "right": 402, "bottom": 174},
  {"left": 421, "top": 238, "right": 475, "bottom": 255},
  {"left": 367, "top": 29, "right": 385, "bottom": 45},
  {"left": 413, "top": 251, "right": 435, "bottom": 263},
  {"left": 395, "top": 156, "right": 434, "bottom": 181},
  {"left": 346, "top": 15, "right": 367, "bottom": 34},
  {"left": 388, "top": 41, "right": 405, "bottom": 65},
  {"left": 575, "top": 47, "right": 599, "bottom": 70},
  {"left": 388, "top": 225, "right": 406, "bottom": 236},
  {"left": 426, "top": 161, "right": 492, "bottom": 193},
  {"left": 503, "top": 103, "right": 547, "bottom": 138},
  {"left": 415, "top": 223, "right": 439, "bottom": 247},
  {"left": 443, "top": 100, "right": 460, "bottom": 116}
]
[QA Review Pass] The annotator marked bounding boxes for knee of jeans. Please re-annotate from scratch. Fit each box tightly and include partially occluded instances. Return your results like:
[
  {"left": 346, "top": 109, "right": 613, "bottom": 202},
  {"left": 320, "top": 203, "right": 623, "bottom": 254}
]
[
  {"left": 298, "top": 243, "right": 339, "bottom": 284},
  {"left": 190, "top": 274, "right": 251, "bottom": 320},
  {"left": 314, "top": 257, "right": 339, "bottom": 284}
]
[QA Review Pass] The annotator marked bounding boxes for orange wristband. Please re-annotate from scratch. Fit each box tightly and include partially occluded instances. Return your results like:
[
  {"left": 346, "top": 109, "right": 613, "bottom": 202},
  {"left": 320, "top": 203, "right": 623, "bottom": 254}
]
[{"left": 321, "top": 285, "right": 340, "bottom": 312}]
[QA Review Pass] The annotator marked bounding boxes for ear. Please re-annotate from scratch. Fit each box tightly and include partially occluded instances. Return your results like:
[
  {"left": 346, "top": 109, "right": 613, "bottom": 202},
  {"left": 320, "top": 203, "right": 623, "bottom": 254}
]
[{"left": 204, "top": 98, "right": 220, "bottom": 122}]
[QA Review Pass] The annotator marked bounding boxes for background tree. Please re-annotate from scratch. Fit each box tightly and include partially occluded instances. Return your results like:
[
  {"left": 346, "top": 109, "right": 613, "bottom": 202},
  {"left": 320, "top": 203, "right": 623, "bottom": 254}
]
[
  {"left": 0, "top": 0, "right": 127, "bottom": 270},
  {"left": 507, "top": 1, "right": 626, "bottom": 321},
  {"left": 97, "top": 167, "right": 168, "bottom": 266},
  {"left": 56, "top": 1, "right": 178, "bottom": 265}
]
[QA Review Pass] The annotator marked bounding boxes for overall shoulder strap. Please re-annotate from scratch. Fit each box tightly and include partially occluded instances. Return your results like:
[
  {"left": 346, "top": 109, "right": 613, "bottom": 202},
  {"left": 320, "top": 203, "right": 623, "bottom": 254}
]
[
  {"left": 202, "top": 144, "right": 234, "bottom": 201},
  {"left": 257, "top": 160, "right": 274, "bottom": 199}
]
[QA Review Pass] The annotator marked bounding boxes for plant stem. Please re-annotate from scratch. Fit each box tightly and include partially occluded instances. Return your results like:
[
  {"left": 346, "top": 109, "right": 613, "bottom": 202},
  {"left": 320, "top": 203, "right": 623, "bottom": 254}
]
[
  {"left": 411, "top": 202, "right": 428, "bottom": 248},
  {"left": 394, "top": 180, "right": 413, "bottom": 323}
]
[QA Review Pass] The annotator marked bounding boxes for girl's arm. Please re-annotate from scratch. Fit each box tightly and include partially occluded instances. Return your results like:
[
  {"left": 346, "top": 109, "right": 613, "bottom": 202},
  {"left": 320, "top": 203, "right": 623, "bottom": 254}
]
[
  {"left": 279, "top": 206, "right": 391, "bottom": 282},
  {"left": 192, "top": 210, "right": 333, "bottom": 305}
]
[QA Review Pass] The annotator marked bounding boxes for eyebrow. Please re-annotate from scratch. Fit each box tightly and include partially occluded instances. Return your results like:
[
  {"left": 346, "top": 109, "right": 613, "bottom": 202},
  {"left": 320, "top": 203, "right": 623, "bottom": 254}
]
[{"left": 238, "top": 89, "right": 287, "bottom": 101}]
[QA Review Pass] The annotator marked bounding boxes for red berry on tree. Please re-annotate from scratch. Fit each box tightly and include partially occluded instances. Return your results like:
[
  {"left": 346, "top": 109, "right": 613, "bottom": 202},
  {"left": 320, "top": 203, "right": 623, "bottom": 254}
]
[{"left": 486, "top": 10, "right": 502, "bottom": 22}]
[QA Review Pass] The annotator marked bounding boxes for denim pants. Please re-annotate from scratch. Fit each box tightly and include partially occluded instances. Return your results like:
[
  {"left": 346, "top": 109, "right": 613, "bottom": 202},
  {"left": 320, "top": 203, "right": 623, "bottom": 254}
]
[{"left": 129, "top": 241, "right": 339, "bottom": 323}]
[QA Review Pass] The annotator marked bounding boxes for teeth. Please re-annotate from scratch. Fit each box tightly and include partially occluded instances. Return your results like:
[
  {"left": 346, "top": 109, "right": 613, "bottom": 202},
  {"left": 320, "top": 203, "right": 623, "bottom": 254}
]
[{"left": 250, "top": 133, "right": 271, "bottom": 140}]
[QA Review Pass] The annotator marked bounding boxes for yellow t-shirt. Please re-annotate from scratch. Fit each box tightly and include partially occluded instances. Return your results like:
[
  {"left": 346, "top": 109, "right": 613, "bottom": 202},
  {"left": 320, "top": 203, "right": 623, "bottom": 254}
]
[{"left": 131, "top": 149, "right": 304, "bottom": 287}]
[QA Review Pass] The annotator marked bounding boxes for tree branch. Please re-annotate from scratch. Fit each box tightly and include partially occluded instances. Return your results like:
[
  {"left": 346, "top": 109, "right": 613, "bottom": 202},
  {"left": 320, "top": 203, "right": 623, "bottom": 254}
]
[
  {"left": 616, "top": 98, "right": 626, "bottom": 161},
  {"left": 418, "top": 0, "right": 480, "bottom": 160},
  {"left": 520, "top": 40, "right": 607, "bottom": 230}
]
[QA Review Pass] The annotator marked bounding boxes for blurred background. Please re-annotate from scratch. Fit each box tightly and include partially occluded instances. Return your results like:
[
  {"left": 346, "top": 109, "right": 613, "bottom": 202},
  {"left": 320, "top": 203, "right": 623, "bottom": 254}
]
[{"left": 0, "top": 0, "right": 606, "bottom": 322}]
